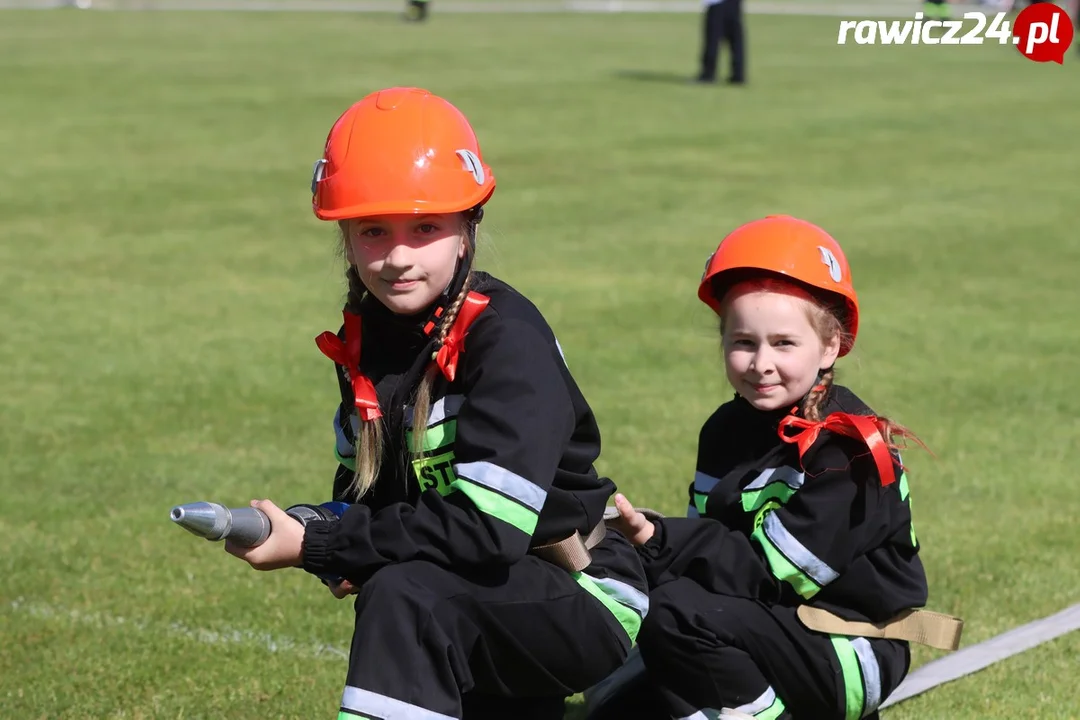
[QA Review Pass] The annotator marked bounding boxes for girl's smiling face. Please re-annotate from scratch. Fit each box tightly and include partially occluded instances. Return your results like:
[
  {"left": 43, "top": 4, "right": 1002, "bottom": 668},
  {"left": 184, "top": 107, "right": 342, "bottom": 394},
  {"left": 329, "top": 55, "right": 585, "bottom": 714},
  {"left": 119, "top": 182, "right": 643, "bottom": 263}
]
[
  {"left": 722, "top": 282, "right": 841, "bottom": 412},
  {"left": 344, "top": 213, "right": 468, "bottom": 315}
]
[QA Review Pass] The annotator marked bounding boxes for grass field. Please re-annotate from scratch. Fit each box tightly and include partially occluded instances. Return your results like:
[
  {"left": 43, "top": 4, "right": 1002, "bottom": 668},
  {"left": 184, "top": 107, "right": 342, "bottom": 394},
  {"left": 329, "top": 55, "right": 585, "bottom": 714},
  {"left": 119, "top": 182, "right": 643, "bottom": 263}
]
[{"left": 2, "top": 5, "right": 1079, "bottom": 719}]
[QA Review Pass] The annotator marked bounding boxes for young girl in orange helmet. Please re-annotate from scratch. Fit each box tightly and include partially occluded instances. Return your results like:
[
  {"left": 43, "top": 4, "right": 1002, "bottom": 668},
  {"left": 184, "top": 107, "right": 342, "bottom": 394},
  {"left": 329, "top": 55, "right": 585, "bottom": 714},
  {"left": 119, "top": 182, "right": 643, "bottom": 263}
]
[
  {"left": 224, "top": 87, "right": 648, "bottom": 720},
  {"left": 599, "top": 215, "right": 931, "bottom": 720}
]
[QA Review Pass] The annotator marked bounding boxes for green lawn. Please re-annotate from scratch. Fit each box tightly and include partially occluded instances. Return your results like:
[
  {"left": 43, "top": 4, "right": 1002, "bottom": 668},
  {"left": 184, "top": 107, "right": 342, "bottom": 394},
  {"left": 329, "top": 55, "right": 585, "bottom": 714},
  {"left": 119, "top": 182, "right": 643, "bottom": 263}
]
[{"left": 1, "top": 7, "right": 1078, "bottom": 719}]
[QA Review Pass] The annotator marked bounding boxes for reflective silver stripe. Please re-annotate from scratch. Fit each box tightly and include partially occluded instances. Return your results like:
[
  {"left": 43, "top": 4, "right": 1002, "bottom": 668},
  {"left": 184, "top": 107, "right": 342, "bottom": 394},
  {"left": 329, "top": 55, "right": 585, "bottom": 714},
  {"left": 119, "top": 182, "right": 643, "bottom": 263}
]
[
  {"left": 762, "top": 513, "right": 839, "bottom": 586},
  {"left": 736, "top": 686, "right": 777, "bottom": 715},
  {"left": 588, "top": 575, "right": 650, "bottom": 618},
  {"left": 744, "top": 466, "right": 804, "bottom": 492},
  {"left": 341, "top": 685, "right": 455, "bottom": 720},
  {"left": 453, "top": 461, "right": 547, "bottom": 512},
  {"left": 428, "top": 394, "right": 464, "bottom": 426},
  {"left": 405, "top": 394, "right": 465, "bottom": 428},
  {"left": 851, "top": 638, "right": 882, "bottom": 715},
  {"left": 694, "top": 471, "right": 721, "bottom": 494},
  {"left": 334, "top": 406, "right": 356, "bottom": 458}
]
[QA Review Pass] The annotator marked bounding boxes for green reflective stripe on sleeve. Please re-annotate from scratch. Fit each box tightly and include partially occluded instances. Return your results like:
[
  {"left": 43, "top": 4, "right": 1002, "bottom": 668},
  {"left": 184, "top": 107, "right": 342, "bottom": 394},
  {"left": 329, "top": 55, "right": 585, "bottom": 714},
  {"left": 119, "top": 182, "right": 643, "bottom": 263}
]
[
  {"left": 750, "top": 525, "right": 822, "bottom": 599},
  {"left": 758, "top": 695, "right": 787, "bottom": 720},
  {"left": 693, "top": 492, "right": 708, "bottom": 515},
  {"left": 831, "top": 636, "right": 866, "bottom": 720},
  {"left": 899, "top": 471, "right": 918, "bottom": 546},
  {"left": 447, "top": 479, "right": 539, "bottom": 536},
  {"left": 406, "top": 419, "right": 457, "bottom": 454},
  {"left": 572, "top": 571, "right": 642, "bottom": 643},
  {"left": 337, "top": 712, "right": 370, "bottom": 720},
  {"left": 335, "top": 447, "right": 357, "bottom": 472},
  {"left": 741, "top": 482, "right": 800, "bottom": 513}
]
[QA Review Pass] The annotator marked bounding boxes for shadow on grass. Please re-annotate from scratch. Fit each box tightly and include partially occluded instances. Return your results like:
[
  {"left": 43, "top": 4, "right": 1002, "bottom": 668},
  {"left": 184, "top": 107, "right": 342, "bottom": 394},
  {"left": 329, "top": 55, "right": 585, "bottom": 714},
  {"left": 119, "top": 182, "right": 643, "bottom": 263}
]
[{"left": 612, "top": 69, "right": 698, "bottom": 85}]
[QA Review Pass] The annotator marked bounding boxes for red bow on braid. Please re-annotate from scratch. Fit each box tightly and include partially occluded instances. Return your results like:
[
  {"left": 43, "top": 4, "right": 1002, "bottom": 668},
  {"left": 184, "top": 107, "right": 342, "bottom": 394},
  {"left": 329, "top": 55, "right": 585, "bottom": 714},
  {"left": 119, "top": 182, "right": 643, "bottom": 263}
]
[
  {"left": 432, "top": 292, "right": 490, "bottom": 382},
  {"left": 314, "top": 311, "right": 382, "bottom": 422},
  {"left": 777, "top": 411, "right": 897, "bottom": 486}
]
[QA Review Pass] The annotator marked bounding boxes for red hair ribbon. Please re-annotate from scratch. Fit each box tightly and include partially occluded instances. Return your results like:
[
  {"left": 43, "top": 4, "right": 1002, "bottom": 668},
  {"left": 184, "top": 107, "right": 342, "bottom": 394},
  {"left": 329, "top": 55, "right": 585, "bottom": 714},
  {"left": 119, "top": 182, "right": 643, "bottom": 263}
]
[
  {"left": 777, "top": 411, "right": 897, "bottom": 486},
  {"left": 433, "top": 292, "right": 490, "bottom": 382},
  {"left": 315, "top": 310, "right": 382, "bottom": 422}
]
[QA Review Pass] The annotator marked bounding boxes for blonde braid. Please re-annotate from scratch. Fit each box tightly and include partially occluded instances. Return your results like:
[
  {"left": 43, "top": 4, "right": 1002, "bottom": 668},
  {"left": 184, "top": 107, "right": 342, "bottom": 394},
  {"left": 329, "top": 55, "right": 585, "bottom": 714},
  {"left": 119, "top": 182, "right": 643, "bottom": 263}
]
[
  {"left": 409, "top": 272, "right": 473, "bottom": 457},
  {"left": 343, "top": 264, "right": 384, "bottom": 502},
  {"left": 349, "top": 419, "right": 384, "bottom": 501},
  {"left": 801, "top": 368, "right": 835, "bottom": 421},
  {"left": 333, "top": 222, "right": 382, "bottom": 500},
  {"left": 439, "top": 277, "right": 473, "bottom": 347}
]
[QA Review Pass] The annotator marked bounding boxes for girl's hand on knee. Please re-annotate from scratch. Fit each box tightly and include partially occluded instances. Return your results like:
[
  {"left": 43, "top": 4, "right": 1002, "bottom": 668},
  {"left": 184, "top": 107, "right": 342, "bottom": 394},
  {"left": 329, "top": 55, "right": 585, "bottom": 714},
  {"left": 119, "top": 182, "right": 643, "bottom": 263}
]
[
  {"left": 611, "top": 493, "right": 655, "bottom": 546},
  {"left": 329, "top": 579, "right": 359, "bottom": 599},
  {"left": 224, "top": 499, "right": 305, "bottom": 571}
]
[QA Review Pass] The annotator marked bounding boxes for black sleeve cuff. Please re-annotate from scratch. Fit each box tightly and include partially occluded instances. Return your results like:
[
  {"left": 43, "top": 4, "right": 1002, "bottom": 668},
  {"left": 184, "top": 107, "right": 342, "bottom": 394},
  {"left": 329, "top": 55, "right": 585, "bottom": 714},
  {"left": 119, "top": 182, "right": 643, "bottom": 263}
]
[{"left": 301, "top": 520, "right": 335, "bottom": 576}]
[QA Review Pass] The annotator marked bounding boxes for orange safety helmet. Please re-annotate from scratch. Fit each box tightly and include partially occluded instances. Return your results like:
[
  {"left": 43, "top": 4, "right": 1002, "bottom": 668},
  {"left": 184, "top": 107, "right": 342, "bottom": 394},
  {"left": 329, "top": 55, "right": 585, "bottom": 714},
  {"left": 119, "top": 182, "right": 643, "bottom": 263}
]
[
  {"left": 697, "top": 215, "right": 860, "bottom": 356},
  {"left": 311, "top": 87, "right": 496, "bottom": 221}
]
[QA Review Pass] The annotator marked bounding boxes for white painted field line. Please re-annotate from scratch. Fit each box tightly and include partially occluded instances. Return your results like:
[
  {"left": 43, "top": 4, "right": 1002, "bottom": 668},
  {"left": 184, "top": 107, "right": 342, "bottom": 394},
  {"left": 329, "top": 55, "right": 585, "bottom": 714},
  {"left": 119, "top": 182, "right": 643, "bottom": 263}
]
[{"left": 6, "top": 597, "right": 349, "bottom": 661}]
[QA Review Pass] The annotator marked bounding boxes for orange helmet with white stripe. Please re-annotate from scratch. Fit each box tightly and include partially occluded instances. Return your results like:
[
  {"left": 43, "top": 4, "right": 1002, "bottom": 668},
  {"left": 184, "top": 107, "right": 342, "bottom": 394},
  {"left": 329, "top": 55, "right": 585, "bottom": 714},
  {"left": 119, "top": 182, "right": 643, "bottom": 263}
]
[
  {"left": 698, "top": 215, "right": 860, "bottom": 356},
  {"left": 311, "top": 87, "right": 496, "bottom": 221}
]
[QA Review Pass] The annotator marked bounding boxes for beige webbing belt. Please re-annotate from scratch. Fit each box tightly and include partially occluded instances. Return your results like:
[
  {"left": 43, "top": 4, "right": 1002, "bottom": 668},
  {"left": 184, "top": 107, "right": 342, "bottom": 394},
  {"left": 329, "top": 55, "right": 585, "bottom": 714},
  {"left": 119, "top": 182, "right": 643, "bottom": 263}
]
[
  {"left": 530, "top": 519, "right": 609, "bottom": 572},
  {"left": 531, "top": 507, "right": 667, "bottom": 572},
  {"left": 798, "top": 605, "right": 964, "bottom": 651}
]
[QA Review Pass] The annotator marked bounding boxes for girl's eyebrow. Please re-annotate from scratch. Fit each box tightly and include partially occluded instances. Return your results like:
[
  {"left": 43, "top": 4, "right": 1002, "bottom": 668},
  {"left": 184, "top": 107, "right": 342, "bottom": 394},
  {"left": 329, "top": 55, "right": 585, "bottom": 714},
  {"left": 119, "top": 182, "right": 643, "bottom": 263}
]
[{"left": 728, "top": 329, "right": 802, "bottom": 338}]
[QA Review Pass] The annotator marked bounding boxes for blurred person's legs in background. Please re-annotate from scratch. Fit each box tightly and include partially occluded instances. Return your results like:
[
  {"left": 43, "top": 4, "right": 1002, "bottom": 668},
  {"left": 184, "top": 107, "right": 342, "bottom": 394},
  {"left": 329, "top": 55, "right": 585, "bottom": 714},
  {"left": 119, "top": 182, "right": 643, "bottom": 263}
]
[{"left": 697, "top": 0, "right": 745, "bottom": 85}]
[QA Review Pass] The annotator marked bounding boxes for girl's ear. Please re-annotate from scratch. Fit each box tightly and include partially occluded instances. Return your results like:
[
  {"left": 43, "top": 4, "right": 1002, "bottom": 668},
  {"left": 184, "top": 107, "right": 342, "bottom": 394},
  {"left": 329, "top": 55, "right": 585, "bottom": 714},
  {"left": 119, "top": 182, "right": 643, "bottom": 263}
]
[{"left": 820, "top": 332, "right": 841, "bottom": 370}]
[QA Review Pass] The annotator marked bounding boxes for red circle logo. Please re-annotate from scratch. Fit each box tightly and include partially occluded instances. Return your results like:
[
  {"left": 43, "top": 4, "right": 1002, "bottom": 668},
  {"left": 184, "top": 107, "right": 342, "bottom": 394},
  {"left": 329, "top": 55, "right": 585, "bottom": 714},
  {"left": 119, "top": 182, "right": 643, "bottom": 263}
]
[{"left": 1013, "top": 3, "right": 1075, "bottom": 64}]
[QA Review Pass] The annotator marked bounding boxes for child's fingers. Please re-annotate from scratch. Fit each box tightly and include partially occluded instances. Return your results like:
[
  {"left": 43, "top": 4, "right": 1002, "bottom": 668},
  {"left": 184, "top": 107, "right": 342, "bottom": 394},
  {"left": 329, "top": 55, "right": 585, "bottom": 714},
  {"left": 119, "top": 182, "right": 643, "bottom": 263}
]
[{"left": 615, "top": 494, "right": 645, "bottom": 529}]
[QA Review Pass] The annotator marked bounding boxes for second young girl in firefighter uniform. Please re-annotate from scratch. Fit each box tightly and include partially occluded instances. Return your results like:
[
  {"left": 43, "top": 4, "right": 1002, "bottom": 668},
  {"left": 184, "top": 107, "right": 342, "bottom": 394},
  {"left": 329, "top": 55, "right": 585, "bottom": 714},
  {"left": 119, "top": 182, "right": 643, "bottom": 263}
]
[
  {"left": 608, "top": 215, "right": 931, "bottom": 720},
  {"left": 225, "top": 87, "right": 649, "bottom": 720}
]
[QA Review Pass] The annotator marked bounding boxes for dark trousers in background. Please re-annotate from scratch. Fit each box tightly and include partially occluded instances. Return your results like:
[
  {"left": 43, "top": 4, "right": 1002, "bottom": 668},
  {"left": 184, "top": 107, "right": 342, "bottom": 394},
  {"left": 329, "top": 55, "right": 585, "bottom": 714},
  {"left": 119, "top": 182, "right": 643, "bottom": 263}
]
[
  {"left": 632, "top": 578, "right": 911, "bottom": 719},
  {"left": 699, "top": 0, "right": 745, "bottom": 83}
]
